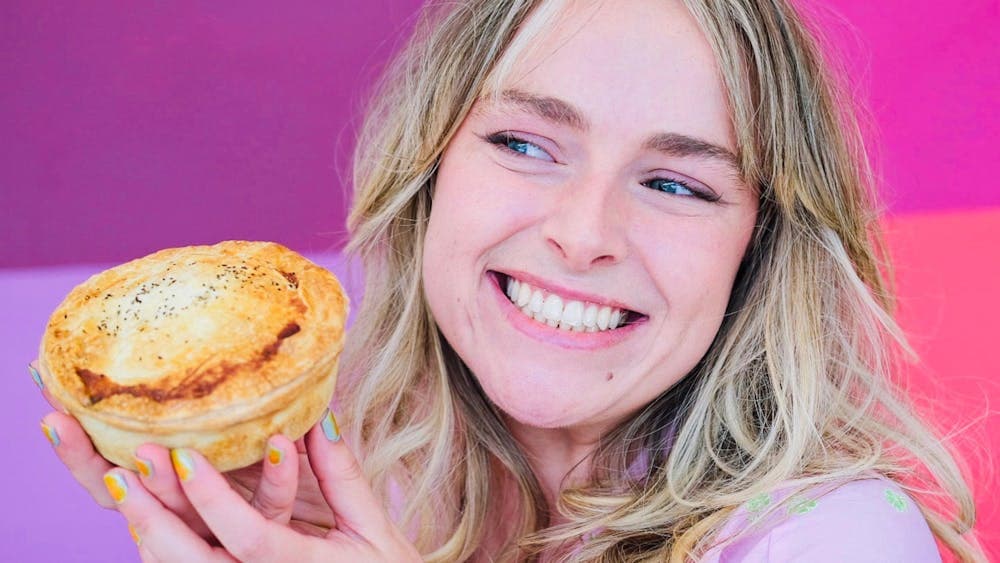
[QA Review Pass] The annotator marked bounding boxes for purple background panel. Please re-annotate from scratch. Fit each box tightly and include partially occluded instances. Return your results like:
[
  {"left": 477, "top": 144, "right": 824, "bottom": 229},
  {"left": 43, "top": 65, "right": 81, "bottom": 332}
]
[
  {"left": 5, "top": 264, "right": 138, "bottom": 562},
  {"left": 1, "top": 0, "right": 998, "bottom": 268}
]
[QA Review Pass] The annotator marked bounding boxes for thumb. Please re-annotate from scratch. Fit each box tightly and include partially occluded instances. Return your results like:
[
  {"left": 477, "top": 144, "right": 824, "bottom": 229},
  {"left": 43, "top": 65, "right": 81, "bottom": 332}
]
[{"left": 306, "top": 410, "right": 389, "bottom": 540}]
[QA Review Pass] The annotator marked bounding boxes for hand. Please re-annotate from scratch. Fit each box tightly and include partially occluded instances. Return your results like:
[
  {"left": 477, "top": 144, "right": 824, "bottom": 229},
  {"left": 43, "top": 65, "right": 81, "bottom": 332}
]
[
  {"left": 104, "top": 413, "right": 421, "bottom": 562},
  {"left": 32, "top": 361, "right": 336, "bottom": 540}
]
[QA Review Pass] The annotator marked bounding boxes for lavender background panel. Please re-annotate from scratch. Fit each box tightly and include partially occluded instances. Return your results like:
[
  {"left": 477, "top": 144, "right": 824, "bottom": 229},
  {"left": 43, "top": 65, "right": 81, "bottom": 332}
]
[{"left": 2, "top": 253, "right": 361, "bottom": 562}]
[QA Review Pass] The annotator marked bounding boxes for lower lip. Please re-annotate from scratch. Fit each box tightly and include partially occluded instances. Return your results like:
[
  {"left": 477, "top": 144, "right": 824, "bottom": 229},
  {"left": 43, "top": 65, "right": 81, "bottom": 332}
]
[{"left": 488, "top": 273, "right": 643, "bottom": 350}]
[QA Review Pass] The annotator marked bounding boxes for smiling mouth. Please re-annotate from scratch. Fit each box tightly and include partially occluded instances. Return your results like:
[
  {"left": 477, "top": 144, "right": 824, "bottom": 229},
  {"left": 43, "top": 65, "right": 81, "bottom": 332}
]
[{"left": 492, "top": 272, "right": 645, "bottom": 333}]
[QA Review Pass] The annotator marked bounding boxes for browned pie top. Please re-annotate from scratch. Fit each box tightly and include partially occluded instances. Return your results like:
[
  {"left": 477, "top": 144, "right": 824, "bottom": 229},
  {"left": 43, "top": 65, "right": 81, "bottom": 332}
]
[{"left": 39, "top": 241, "right": 347, "bottom": 428}]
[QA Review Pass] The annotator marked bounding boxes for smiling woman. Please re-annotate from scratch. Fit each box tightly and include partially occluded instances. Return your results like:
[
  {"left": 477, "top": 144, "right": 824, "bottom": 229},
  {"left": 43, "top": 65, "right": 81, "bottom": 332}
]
[
  {"left": 422, "top": 1, "right": 758, "bottom": 437},
  {"left": 37, "top": 0, "right": 986, "bottom": 561},
  {"left": 343, "top": 0, "right": 984, "bottom": 560}
]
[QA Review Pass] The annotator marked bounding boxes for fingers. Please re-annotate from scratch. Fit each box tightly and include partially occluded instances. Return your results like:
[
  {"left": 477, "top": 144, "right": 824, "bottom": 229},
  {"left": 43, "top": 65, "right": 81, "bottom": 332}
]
[
  {"left": 102, "top": 468, "right": 231, "bottom": 562},
  {"left": 227, "top": 448, "right": 337, "bottom": 532},
  {"left": 169, "top": 448, "right": 304, "bottom": 562},
  {"left": 40, "top": 411, "right": 117, "bottom": 508},
  {"left": 29, "top": 361, "right": 68, "bottom": 414},
  {"left": 249, "top": 435, "right": 299, "bottom": 524},
  {"left": 133, "top": 443, "right": 214, "bottom": 539},
  {"left": 34, "top": 361, "right": 119, "bottom": 509},
  {"left": 306, "top": 410, "right": 390, "bottom": 540}
]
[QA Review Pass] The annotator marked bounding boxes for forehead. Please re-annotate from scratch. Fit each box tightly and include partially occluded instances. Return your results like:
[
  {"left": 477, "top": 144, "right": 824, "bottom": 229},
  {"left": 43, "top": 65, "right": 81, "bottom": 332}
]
[{"left": 484, "top": 0, "right": 736, "bottom": 154}]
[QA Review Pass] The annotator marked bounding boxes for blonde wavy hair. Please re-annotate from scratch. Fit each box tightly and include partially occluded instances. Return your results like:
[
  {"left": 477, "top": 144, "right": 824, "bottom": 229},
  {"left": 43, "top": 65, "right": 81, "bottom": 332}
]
[{"left": 341, "top": 0, "right": 984, "bottom": 561}]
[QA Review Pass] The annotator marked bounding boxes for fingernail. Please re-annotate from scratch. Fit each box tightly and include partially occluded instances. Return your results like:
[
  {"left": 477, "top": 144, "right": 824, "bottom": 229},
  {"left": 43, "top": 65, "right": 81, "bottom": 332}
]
[
  {"left": 40, "top": 421, "right": 60, "bottom": 447},
  {"left": 28, "top": 364, "right": 43, "bottom": 389},
  {"left": 321, "top": 409, "right": 341, "bottom": 442},
  {"left": 133, "top": 454, "right": 154, "bottom": 478},
  {"left": 128, "top": 523, "right": 142, "bottom": 546},
  {"left": 103, "top": 471, "right": 128, "bottom": 504},
  {"left": 266, "top": 442, "right": 284, "bottom": 466},
  {"left": 170, "top": 449, "right": 195, "bottom": 481}
]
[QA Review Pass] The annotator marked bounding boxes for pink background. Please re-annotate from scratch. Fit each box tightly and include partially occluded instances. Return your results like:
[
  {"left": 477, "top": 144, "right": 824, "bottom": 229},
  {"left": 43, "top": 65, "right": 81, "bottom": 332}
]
[{"left": 2, "top": 1, "right": 996, "bottom": 560}]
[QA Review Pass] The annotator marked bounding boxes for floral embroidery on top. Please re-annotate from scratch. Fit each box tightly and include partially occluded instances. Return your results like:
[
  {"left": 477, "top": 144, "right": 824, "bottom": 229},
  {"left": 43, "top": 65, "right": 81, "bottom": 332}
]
[
  {"left": 884, "top": 488, "right": 908, "bottom": 512},
  {"left": 746, "top": 492, "right": 771, "bottom": 513},
  {"left": 787, "top": 496, "right": 818, "bottom": 515}
]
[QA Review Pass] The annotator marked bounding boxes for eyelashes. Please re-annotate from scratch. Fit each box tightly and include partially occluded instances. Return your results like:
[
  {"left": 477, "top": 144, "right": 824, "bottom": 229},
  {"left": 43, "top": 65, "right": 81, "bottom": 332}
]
[
  {"left": 483, "top": 130, "right": 720, "bottom": 202},
  {"left": 641, "top": 177, "right": 720, "bottom": 202},
  {"left": 485, "top": 131, "right": 555, "bottom": 162}
]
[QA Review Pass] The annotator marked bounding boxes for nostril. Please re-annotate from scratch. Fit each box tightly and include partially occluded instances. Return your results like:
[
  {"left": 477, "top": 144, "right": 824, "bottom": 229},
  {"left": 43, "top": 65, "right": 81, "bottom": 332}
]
[
  {"left": 547, "top": 238, "right": 566, "bottom": 258},
  {"left": 543, "top": 217, "right": 626, "bottom": 270},
  {"left": 590, "top": 254, "right": 617, "bottom": 266},
  {"left": 548, "top": 237, "right": 619, "bottom": 270}
]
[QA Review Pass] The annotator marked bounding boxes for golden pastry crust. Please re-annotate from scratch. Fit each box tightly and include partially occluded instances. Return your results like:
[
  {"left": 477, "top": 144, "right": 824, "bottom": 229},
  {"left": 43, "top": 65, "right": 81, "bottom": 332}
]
[{"left": 39, "top": 241, "right": 348, "bottom": 471}]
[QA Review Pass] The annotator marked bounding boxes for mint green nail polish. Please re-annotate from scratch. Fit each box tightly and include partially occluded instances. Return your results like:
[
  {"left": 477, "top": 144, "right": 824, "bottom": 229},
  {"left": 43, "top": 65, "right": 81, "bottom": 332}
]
[
  {"left": 40, "top": 422, "right": 60, "bottom": 447},
  {"left": 321, "top": 410, "right": 341, "bottom": 442},
  {"left": 28, "top": 364, "right": 43, "bottom": 390}
]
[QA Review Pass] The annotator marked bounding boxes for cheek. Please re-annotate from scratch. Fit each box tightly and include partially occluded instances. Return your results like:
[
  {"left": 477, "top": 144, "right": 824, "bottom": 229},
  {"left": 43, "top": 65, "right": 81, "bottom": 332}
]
[
  {"left": 635, "top": 213, "right": 755, "bottom": 318},
  {"left": 426, "top": 156, "right": 543, "bottom": 269},
  {"left": 421, "top": 160, "right": 514, "bottom": 342},
  {"left": 422, "top": 203, "right": 464, "bottom": 330}
]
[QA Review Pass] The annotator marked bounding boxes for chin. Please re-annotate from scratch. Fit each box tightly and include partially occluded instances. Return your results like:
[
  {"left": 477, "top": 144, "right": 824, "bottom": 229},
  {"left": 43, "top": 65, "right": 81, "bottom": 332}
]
[{"left": 479, "top": 376, "right": 588, "bottom": 429}]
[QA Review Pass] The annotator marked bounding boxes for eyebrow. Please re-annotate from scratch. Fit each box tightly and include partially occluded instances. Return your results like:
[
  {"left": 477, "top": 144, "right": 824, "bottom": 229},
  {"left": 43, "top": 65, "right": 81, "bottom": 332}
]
[
  {"left": 495, "top": 88, "right": 742, "bottom": 174},
  {"left": 642, "top": 133, "right": 741, "bottom": 172},
  {"left": 498, "top": 89, "right": 589, "bottom": 130}
]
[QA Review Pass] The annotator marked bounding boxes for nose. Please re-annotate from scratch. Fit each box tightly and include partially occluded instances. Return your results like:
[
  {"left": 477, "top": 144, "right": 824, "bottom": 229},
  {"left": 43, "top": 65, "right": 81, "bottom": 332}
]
[{"left": 540, "top": 177, "right": 628, "bottom": 271}]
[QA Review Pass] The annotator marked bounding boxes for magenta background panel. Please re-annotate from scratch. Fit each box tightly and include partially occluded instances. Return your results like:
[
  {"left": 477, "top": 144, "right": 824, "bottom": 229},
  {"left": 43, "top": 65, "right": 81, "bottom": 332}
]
[
  {"left": 1, "top": 0, "right": 998, "bottom": 268},
  {"left": 819, "top": 0, "right": 998, "bottom": 214},
  {"left": 1, "top": 1, "right": 424, "bottom": 268}
]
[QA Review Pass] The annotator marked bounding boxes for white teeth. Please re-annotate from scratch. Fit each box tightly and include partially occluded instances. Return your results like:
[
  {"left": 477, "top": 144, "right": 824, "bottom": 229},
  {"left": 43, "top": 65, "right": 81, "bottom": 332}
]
[
  {"left": 583, "top": 304, "right": 598, "bottom": 329},
  {"left": 542, "top": 294, "right": 563, "bottom": 322},
  {"left": 529, "top": 290, "right": 544, "bottom": 314},
  {"left": 516, "top": 283, "right": 531, "bottom": 307},
  {"left": 596, "top": 306, "right": 611, "bottom": 330},
  {"left": 501, "top": 276, "right": 630, "bottom": 333},
  {"left": 562, "top": 300, "right": 583, "bottom": 329},
  {"left": 506, "top": 278, "right": 518, "bottom": 300}
]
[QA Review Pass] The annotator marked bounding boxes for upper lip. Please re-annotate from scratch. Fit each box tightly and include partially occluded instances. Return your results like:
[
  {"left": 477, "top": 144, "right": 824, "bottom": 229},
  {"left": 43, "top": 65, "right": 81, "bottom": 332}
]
[{"left": 492, "top": 269, "right": 646, "bottom": 316}]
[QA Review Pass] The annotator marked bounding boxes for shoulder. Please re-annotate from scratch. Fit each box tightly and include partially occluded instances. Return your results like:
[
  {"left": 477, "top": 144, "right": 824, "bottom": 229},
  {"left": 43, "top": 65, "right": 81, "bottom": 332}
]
[{"left": 701, "top": 477, "right": 941, "bottom": 563}]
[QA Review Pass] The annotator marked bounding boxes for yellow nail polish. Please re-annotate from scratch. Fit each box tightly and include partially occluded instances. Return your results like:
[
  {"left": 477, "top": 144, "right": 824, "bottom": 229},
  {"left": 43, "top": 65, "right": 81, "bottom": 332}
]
[
  {"left": 40, "top": 422, "right": 60, "bottom": 447},
  {"left": 133, "top": 455, "right": 153, "bottom": 478},
  {"left": 128, "top": 523, "right": 142, "bottom": 546},
  {"left": 103, "top": 472, "right": 128, "bottom": 504},
  {"left": 170, "top": 449, "right": 194, "bottom": 481},
  {"left": 266, "top": 443, "right": 283, "bottom": 466}
]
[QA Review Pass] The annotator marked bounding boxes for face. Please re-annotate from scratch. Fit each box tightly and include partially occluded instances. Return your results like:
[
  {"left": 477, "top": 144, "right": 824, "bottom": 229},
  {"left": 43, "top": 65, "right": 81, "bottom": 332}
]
[{"left": 422, "top": 0, "right": 758, "bottom": 433}]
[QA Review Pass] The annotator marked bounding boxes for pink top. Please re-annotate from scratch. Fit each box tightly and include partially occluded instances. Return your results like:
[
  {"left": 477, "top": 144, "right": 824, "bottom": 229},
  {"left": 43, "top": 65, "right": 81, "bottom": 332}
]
[{"left": 700, "top": 478, "right": 941, "bottom": 562}]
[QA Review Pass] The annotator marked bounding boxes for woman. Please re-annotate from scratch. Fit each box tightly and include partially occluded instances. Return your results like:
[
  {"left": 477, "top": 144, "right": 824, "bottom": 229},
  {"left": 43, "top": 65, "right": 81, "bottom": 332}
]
[{"left": 36, "top": 0, "right": 984, "bottom": 560}]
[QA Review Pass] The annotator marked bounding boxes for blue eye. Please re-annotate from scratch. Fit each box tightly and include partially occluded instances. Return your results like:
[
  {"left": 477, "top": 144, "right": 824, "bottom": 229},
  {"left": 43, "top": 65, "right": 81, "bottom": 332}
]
[
  {"left": 486, "top": 132, "right": 554, "bottom": 161},
  {"left": 646, "top": 178, "right": 694, "bottom": 196},
  {"left": 643, "top": 177, "right": 719, "bottom": 202}
]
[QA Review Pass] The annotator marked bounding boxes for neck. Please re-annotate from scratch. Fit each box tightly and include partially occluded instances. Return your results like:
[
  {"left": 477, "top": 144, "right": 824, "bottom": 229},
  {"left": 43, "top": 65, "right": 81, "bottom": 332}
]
[{"left": 505, "top": 416, "right": 611, "bottom": 519}]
